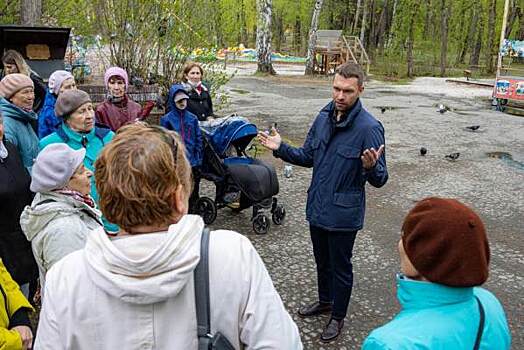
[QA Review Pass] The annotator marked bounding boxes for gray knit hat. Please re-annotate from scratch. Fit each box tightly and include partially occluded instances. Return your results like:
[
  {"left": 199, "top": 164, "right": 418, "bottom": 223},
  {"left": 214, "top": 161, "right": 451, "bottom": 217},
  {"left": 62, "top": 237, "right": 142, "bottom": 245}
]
[
  {"left": 54, "top": 89, "right": 91, "bottom": 119},
  {"left": 31, "top": 143, "right": 86, "bottom": 192}
]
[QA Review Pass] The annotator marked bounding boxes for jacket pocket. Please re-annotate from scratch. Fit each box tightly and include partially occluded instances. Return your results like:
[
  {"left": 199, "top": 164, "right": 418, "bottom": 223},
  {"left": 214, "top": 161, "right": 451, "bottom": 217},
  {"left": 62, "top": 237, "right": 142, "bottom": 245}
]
[
  {"left": 333, "top": 191, "right": 362, "bottom": 208},
  {"left": 336, "top": 145, "right": 361, "bottom": 159}
]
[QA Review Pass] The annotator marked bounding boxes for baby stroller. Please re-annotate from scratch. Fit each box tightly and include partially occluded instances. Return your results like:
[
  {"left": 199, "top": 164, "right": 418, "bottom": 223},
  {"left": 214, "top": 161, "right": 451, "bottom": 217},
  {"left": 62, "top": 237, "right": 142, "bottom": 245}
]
[{"left": 195, "top": 116, "right": 286, "bottom": 234}]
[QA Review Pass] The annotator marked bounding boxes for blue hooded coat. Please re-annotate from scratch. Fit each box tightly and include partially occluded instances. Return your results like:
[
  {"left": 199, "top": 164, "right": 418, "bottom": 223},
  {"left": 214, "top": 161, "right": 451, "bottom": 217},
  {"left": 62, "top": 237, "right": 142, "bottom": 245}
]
[
  {"left": 0, "top": 97, "right": 39, "bottom": 172},
  {"left": 38, "top": 90, "right": 60, "bottom": 139},
  {"left": 160, "top": 84, "right": 203, "bottom": 168}
]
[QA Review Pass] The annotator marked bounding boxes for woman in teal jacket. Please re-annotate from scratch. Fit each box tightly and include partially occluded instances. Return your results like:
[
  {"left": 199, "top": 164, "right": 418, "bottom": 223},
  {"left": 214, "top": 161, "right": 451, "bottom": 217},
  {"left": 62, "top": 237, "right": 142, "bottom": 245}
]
[
  {"left": 0, "top": 74, "right": 39, "bottom": 172},
  {"left": 39, "top": 89, "right": 116, "bottom": 232},
  {"left": 362, "top": 198, "right": 511, "bottom": 350}
]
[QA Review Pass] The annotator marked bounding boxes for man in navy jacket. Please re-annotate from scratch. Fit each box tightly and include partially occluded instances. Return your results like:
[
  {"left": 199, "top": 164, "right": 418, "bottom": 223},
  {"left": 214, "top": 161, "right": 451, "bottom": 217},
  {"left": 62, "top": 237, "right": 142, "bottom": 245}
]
[{"left": 259, "top": 62, "right": 388, "bottom": 342}]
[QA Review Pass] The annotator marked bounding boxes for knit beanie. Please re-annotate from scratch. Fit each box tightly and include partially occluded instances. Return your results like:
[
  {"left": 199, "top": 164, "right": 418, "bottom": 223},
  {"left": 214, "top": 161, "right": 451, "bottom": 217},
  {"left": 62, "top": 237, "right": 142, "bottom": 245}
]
[
  {"left": 0, "top": 73, "right": 34, "bottom": 99},
  {"left": 31, "top": 143, "right": 86, "bottom": 193},
  {"left": 55, "top": 89, "right": 91, "bottom": 119},
  {"left": 402, "top": 197, "right": 490, "bottom": 287},
  {"left": 104, "top": 67, "right": 129, "bottom": 90},
  {"left": 48, "top": 70, "right": 74, "bottom": 95}
]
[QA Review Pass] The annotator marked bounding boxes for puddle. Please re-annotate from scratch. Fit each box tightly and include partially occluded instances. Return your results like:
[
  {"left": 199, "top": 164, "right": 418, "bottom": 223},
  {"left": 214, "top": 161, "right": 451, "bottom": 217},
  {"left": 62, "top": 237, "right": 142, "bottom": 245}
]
[
  {"left": 486, "top": 152, "right": 524, "bottom": 170},
  {"left": 230, "top": 88, "right": 250, "bottom": 94}
]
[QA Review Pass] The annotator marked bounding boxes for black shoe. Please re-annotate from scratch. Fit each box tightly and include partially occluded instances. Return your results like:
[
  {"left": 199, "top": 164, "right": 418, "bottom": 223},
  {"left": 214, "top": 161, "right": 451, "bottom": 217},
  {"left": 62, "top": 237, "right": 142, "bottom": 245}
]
[
  {"left": 297, "top": 301, "right": 332, "bottom": 318},
  {"left": 320, "top": 318, "right": 344, "bottom": 343}
]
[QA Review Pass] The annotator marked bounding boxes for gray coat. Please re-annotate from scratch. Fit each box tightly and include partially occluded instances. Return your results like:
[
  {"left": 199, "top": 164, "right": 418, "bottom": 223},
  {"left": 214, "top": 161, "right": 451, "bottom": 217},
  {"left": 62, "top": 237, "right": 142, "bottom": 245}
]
[{"left": 20, "top": 192, "right": 102, "bottom": 286}]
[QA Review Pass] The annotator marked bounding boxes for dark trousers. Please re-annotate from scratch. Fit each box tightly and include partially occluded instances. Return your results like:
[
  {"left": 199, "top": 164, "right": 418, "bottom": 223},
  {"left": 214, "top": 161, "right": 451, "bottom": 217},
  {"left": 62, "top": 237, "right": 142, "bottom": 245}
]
[
  {"left": 189, "top": 167, "right": 201, "bottom": 213},
  {"left": 310, "top": 225, "right": 358, "bottom": 320}
]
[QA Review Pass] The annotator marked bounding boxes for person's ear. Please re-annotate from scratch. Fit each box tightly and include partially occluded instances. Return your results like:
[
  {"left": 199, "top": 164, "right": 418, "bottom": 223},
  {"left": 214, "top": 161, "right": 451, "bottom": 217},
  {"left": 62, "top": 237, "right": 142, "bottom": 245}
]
[
  {"left": 359, "top": 85, "right": 365, "bottom": 94},
  {"left": 172, "top": 184, "right": 188, "bottom": 216}
]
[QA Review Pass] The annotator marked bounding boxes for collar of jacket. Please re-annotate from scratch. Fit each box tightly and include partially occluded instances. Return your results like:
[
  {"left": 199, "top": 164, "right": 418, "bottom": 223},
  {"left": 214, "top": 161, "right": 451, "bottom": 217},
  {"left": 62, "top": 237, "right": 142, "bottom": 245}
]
[
  {"left": 108, "top": 94, "right": 129, "bottom": 107},
  {"left": 61, "top": 123, "right": 97, "bottom": 143},
  {"left": 326, "top": 98, "right": 362, "bottom": 129},
  {"left": 0, "top": 97, "right": 37, "bottom": 123},
  {"left": 396, "top": 273, "right": 474, "bottom": 310},
  {"left": 43, "top": 90, "right": 57, "bottom": 107}
]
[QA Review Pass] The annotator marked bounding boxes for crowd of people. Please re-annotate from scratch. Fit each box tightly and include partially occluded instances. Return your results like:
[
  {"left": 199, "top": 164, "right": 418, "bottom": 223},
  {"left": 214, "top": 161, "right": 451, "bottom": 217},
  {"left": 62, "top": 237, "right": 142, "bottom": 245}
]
[{"left": 0, "top": 50, "right": 512, "bottom": 349}]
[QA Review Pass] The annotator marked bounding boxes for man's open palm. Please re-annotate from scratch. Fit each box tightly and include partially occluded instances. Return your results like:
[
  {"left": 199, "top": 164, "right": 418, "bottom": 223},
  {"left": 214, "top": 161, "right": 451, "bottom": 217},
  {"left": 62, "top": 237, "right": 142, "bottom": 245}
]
[{"left": 258, "top": 127, "right": 282, "bottom": 151}]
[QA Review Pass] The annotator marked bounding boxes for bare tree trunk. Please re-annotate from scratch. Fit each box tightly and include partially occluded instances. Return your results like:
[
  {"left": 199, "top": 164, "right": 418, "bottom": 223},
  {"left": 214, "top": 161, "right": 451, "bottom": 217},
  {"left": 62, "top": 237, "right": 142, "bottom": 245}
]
[
  {"left": 353, "top": 0, "right": 362, "bottom": 34},
  {"left": 422, "top": 0, "right": 432, "bottom": 40},
  {"left": 519, "top": 7, "right": 524, "bottom": 40},
  {"left": 407, "top": 1, "right": 421, "bottom": 78},
  {"left": 386, "top": 0, "right": 398, "bottom": 48},
  {"left": 294, "top": 16, "right": 302, "bottom": 55},
  {"left": 376, "top": 0, "right": 389, "bottom": 52},
  {"left": 486, "top": 0, "right": 497, "bottom": 73},
  {"left": 505, "top": 0, "right": 519, "bottom": 38},
  {"left": 20, "top": 0, "right": 41, "bottom": 25},
  {"left": 469, "top": 2, "right": 484, "bottom": 67},
  {"left": 256, "top": 0, "right": 276, "bottom": 74},
  {"left": 305, "top": 0, "right": 324, "bottom": 75},
  {"left": 440, "top": 0, "right": 450, "bottom": 76},
  {"left": 360, "top": 0, "right": 369, "bottom": 45}
]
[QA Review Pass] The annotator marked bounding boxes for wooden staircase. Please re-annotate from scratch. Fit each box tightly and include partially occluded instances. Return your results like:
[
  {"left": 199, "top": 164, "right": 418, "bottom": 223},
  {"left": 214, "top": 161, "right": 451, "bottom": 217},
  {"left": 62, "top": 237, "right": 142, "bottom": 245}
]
[
  {"left": 313, "top": 31, "right": 370, "bottom": 75},
  {"left": 342, "top": 36, "right": 371, "bottom": 74}
]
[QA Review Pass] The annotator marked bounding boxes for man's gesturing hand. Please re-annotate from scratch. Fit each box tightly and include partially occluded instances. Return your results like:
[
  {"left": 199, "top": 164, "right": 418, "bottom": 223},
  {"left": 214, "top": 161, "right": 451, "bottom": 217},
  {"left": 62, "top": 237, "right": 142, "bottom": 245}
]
[
  {"left": 361, "top": 145, "right": 384, "bottom": 170},
  {"left": 257, "top": 127, "right": 282, "bottom": 151}
]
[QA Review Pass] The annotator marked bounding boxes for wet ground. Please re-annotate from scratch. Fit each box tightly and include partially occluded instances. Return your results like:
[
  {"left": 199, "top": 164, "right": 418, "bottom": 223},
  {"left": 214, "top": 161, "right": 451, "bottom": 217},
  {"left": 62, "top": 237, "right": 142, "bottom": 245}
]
[{"left": 201, "top": 72, "right": 524, "bottom": 349}]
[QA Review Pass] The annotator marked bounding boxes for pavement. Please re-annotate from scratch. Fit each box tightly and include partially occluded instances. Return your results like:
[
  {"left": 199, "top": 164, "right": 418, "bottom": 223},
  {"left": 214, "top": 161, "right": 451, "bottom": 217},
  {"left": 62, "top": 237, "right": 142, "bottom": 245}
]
[{"left": 200, "top": 73, "right": 524, "bottom": 349}]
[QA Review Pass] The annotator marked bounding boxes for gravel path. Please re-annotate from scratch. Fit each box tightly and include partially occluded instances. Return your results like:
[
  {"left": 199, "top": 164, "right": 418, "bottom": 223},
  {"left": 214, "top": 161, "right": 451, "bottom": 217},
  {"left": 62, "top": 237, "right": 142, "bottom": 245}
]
[{"left": 201, "top": 73, "right": 524, "bottom": 349}]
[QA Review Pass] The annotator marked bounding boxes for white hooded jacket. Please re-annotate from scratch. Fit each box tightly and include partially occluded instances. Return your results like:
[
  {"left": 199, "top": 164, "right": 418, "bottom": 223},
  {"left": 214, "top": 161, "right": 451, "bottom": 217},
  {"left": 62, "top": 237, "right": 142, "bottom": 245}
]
[{"left": 35, "top": 215, "right": 302, "bottom": 349}]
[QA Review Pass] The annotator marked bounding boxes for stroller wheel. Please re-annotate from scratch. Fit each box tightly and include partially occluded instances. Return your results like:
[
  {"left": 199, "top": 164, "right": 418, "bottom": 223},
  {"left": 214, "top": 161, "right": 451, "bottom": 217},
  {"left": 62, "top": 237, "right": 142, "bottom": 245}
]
[
  {"left": 196, "top": 197, "right": 217, "bottom": 225},
  {"left": 272, "top": 205, "right": 286, "bottom": 225},
  {"left": 253, "top": 214, "right": 270, "bottom": 235}
]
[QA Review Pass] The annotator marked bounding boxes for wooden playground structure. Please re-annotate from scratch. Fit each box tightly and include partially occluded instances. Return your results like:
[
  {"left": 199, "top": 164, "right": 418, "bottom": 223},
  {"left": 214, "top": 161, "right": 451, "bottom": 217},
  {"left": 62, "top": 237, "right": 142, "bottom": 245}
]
[{"left": 312, "top": 30, "right": 370, "bottom": 75}]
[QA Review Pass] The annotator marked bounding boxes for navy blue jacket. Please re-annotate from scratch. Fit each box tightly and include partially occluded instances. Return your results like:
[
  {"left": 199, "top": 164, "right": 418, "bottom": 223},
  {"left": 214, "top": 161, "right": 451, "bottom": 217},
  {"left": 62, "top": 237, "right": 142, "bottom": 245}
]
[
  {"left": 38, "top": 90, "right": 60, "bottom": 139},
  {"left": 274, "top": 99, "right": 388, "bottom": 231},
  {"left": 160, "top": 84, "right": 203, "bottom": 167}
]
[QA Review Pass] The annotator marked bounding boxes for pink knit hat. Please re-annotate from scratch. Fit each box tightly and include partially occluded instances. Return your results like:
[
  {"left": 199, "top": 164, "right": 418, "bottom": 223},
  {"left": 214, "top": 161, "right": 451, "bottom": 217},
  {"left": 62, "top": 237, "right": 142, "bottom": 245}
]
[
  {"left": 0, "top": 73, "right": 34, "bottom": 99},
  {"left": 48, "top": 70, "right": 74, "bottom": 95},
  {"left": 104, "top": 67, "right": 128, "bottom": 90}
]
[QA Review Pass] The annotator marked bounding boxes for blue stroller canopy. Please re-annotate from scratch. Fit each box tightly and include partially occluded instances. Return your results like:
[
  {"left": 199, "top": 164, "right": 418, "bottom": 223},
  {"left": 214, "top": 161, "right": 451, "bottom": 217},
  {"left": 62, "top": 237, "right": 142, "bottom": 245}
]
[{"left": 200, "top": 115, "right": 258, "bottom": 157}]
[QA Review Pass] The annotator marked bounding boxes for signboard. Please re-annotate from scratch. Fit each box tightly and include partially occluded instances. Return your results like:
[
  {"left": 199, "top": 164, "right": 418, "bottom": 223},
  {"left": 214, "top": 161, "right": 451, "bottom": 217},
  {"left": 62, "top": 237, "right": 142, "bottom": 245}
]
[{"left": 493, "top": 77, "right": 524, "bottom": 101}]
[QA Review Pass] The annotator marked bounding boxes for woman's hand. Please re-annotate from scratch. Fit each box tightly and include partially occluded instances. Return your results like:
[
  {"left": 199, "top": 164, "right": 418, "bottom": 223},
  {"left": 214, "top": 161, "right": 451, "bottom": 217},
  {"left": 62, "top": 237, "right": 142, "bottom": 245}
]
[{"left": 12, "top": 325, "right": 33, "bottom": 349}]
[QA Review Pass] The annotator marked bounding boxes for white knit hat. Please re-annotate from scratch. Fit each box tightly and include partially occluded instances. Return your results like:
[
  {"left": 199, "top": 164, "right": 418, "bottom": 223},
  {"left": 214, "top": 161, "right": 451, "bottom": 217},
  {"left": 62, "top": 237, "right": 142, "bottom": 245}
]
[{"left": 31, "top": 144, "right": 86, "bottom": 192}]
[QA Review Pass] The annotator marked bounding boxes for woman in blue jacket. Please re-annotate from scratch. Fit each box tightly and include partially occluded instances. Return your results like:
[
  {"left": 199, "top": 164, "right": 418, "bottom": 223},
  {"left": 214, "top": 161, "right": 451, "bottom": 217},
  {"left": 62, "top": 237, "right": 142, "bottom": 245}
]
[
  {"left": 362, "top": 197, "right": 511, "bottom": 350},
  {"left": 0, "top": 73, "right": 39, "bottom": 172},
  {"left": 160, "top": 84, "right": 203, "bottom": 212},
  {"left": 38, "top": 70, "right": 77, "bottom": 138}
]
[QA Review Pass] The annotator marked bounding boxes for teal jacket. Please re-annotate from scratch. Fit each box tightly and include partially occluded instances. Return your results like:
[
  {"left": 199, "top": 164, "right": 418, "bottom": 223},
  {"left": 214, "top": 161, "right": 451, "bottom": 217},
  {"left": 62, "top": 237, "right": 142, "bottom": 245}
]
[
  {"left": 39, "top": 123, "right": 118, "bottom": 232},
  {"left": 362, "top": 275, "right": 511, "bottom": 350},
  {"left": 0, "top": 97, "right": 39, "bottom": 172}
]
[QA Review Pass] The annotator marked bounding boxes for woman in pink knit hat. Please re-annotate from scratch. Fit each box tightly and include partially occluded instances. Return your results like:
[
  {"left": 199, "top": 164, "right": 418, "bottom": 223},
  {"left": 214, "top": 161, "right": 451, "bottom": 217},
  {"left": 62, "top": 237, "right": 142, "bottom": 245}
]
[{"left": 95, "top": 67, "right": 154, "bottom": 131}]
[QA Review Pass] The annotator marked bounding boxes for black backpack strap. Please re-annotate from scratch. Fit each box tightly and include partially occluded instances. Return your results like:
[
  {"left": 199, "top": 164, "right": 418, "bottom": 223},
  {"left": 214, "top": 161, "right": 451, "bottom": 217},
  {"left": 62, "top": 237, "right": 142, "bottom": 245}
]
[
  {"left": 473, "top": 296, "right": 485, "bottom": 350},
  {"left": 195, "top": 227, "right": 212, "bottom": 349}
]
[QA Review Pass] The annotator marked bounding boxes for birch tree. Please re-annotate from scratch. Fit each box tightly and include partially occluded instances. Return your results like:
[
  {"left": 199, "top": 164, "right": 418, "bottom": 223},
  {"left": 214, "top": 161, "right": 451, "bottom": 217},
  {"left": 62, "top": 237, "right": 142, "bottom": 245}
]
[
  {"left": 305, "top": 0, "right": 324, "bottom": 75},
  {"left": 20, "top": 0, "right": 42, "bottom": 25},
  {"left": 256, "top": 0, "right": 276, "bottom": 74}
]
